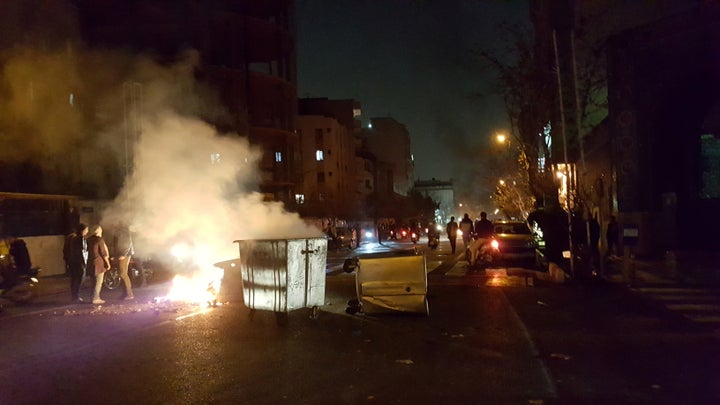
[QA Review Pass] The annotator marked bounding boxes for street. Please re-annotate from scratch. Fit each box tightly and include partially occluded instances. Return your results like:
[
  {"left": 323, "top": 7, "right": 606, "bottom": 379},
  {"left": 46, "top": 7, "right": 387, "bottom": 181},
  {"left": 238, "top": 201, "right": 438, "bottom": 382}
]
[{"left": 1, "top": 237, "right": 719, "bottom": 404}]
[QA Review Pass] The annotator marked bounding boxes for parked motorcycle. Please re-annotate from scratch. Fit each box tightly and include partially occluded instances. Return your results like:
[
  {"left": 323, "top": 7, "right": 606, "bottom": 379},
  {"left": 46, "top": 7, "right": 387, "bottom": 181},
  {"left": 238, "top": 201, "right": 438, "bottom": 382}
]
[
  {"left": 0, "top": 267, "right": 40, "bottom": 304},
  {"left": 0, "top": 238, "right": 40, "bottom": 305},
  {"left": 103, "top": 256, "right": 153, "bottom": 290},
  {"left": 466, "top": 236, "right": 501, "bottom": 270}
]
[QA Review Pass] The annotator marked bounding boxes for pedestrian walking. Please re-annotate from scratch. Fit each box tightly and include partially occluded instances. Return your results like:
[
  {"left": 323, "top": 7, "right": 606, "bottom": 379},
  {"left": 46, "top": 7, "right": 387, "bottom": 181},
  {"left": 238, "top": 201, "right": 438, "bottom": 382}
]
[
  {"left": 446, "top": 216, "right": 458, "bottom": 254},
  {"left": 459, "top": 213, "right": 474, "bottom": 248},
  {"left": 86, "top": 225, "right": 111, "bottom": 305},
  {"left": 63, "top": 223, "right": 88, "bottom": 302}
]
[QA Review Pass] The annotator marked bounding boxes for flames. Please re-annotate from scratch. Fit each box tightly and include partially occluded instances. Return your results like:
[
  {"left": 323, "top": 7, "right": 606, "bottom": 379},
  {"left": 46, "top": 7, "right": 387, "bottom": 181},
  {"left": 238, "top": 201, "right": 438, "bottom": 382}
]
[{"left": 159, "top": 242, "right": 225, "bottom": 306}]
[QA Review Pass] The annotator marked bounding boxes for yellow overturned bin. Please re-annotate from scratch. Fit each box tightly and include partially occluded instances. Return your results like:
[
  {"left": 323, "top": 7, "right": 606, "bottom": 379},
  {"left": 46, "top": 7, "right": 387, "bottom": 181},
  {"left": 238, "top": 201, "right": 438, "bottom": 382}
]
[
  {"left": 234, "top": 238, "right": 327, "bottom": 320},
  {"left": 344, "top": 250, "right": 429, "bottom": 316}
]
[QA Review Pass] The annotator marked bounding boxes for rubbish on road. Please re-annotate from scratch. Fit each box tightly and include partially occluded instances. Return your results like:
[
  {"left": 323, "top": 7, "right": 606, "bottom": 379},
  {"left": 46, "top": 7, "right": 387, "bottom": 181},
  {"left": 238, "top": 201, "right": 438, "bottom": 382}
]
[
  {"left": 550, "top": 353, "right": 572, "bottom": 360},
  {"left": 395, "top": 359, "right": 414, "bottom": 365},
  {"left": 451, "top": 334, "right": 465, "bottom": 338},
  {"left": 346, "top": 250, "right": 429, "bottom": 315},
  {"left": 537, "top": 300, "right": 549, "bottom": 307},
  {"left": 234, "top": 238, "right": 327, "bottom": 321}
]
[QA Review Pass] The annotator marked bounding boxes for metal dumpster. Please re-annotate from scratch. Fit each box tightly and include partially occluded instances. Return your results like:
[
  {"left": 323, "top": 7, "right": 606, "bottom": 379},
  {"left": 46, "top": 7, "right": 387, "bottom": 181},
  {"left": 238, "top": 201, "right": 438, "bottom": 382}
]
[
  {"left": 234, "top": 238, "right": 327, "bottom": 319},
  {"left": 346, "top": 250, "right": 429, "bottom": 316}
]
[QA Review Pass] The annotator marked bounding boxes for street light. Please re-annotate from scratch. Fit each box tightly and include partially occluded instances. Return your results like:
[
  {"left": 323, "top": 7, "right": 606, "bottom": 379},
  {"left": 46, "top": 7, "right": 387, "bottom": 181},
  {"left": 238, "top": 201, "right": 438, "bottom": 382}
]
[{"left": 495, "top": 133, "right": 507, "bottom": 144}]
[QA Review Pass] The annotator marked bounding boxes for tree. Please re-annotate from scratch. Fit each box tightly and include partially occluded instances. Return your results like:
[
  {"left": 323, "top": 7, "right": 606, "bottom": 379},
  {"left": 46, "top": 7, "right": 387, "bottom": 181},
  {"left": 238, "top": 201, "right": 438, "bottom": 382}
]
[{"left": 473, "top": 24, "right": 559, "bottom": 208}]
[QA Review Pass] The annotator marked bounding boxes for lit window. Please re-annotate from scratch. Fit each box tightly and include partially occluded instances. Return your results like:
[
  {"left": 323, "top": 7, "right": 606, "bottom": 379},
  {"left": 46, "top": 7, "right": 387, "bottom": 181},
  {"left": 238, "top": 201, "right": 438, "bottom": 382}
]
[
  {"left": 294, "top": 194, "right": 305, "bottom": 204},
  {"left": 275, "top": 151, "right": 282, "bottom": 162},
  {"left": 316, "top": 150, "right": 324, "bottom": 161},
  {"left": 210, "top": 153, "right": 221, "bottom": 164}
]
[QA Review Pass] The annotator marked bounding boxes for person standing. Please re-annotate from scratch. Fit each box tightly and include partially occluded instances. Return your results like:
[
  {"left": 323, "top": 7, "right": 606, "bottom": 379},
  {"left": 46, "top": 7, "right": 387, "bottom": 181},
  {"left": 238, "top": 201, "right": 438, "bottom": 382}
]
[
  {"left": 86, "top": 225, "right": 111, "bottom": 305},
  {"left": 446, "top": 216, "right": 459, "bottom": 254},
  {"left": 459, "top": 213, "right": 474, "bottom": 248},
  {"left": 63, "top": 223, "right": 88, "bottom": 302},
  {"left": 108, "top": 226, "right": 135, "bottom": 300}
]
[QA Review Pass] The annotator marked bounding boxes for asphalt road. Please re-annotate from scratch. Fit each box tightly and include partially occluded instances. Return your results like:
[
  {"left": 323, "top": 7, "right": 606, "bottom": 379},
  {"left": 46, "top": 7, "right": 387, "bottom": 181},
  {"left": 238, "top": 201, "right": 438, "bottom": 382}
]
[{"left": 1, "top": 237, "right": 718, "bottom": 404}]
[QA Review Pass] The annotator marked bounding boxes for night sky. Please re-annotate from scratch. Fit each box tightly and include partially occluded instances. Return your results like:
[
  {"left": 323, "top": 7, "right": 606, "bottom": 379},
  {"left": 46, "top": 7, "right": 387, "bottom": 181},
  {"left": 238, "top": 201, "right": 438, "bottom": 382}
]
[{"left": 296, "top": 0, "right": 532, "bottom": 201}]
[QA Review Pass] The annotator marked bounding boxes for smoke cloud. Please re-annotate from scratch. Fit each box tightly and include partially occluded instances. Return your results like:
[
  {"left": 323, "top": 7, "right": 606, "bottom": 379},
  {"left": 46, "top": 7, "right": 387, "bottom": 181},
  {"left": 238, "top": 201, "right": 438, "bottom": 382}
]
[
  {"left": 0, "top": 4, "right": 321, "bottom": 267},
  {"left": 102, "top": 112, "right": 321, "bottom": 264}
]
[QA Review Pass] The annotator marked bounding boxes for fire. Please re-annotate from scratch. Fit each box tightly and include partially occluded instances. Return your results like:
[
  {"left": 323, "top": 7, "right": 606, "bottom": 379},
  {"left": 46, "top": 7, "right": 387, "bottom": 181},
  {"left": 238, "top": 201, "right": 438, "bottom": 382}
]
[{"left": 159, "top": 242, "right": 225, "bottom": 306}]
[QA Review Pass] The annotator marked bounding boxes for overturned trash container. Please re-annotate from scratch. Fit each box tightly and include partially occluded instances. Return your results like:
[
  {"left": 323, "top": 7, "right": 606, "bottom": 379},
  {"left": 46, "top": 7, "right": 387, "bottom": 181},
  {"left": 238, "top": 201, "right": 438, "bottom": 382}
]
[
  {"left": 234, "top": 238, "right": 327, "bottom": 320},
  {"left": 345, "top": 250, "right": 428, "bottom": 316}
]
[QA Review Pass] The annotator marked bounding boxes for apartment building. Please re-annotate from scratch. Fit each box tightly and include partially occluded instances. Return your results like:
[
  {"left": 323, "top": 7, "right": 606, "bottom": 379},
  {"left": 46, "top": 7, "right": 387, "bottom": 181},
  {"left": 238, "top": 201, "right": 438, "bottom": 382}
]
[
  {"left": 295, "top": 114, "right": 356, "bottom": 218},
  {"left": 364, "top": 117, "right": 414, "bottom": 196}
]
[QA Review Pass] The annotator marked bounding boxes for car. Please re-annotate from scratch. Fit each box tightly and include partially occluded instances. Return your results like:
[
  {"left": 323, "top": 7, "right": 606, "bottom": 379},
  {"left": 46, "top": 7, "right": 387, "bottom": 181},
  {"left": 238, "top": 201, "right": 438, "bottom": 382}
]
[
  {"left": 492, "top": 220, "right": 538, "bottom": 265},
  {"left": 326, "top": 227, "right": 358, "bottom": 251}
]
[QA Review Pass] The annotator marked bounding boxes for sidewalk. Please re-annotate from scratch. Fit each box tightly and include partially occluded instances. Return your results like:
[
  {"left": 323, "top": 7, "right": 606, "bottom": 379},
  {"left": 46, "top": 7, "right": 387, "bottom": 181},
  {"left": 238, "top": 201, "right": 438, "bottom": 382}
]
[{"left": 605, "top": 251, "right": 720, "bottom": 288}]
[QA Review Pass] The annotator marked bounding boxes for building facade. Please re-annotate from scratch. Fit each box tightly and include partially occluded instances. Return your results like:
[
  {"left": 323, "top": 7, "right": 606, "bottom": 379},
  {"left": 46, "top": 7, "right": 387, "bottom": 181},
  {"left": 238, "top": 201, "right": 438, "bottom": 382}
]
[
  {"left": 364, "top": 117, "right": 414, "bottom": 196},
  {"left": 0, "top": 1, "right": 299, "bottom": 205},
  {"left": 295, "top": 115, "right": 356, "bottom": 218}
]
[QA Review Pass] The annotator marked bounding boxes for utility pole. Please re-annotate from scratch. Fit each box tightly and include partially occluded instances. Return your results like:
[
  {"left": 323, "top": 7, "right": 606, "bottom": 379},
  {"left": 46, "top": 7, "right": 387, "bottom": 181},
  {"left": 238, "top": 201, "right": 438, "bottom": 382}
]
[
  {"left": 553, "top": 30, "right": 575, "bottom": 279},
  {"left": 122, "top": 82, "right": 143, "bottom": 178}
]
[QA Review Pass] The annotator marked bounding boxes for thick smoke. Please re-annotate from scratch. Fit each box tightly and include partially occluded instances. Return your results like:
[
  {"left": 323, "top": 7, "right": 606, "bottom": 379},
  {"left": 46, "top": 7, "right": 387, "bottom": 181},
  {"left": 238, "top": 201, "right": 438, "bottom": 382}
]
[
  {"left": 0, "top": 29, "right": 320, "bottom": 268},
  {"left": 102, "top": 112, "right": 321, "bottom": 264}
]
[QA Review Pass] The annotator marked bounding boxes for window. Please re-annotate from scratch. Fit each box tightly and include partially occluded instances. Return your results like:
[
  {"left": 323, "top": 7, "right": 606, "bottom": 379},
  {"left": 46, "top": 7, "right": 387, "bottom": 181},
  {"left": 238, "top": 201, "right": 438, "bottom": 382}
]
[
  {"left": 317, "top": 172, "right": 325, "bottom": 183},
  {"left": 318, "top": 193, "right": 325, "bottom": 201},
  {"left": 328, "top": 171, "right": 332, "bottom": 177},
  {"left": 294, "top": 194, "right": 305, "bottom": 205},
  {"left": 274, "top": 151, "right": 282, "bottom": 163},
  {"left": 365, "top": 179, "right": 371, "bottom": 189},
  {"left": 210, "top": 153, "right": 221, "bottom": 164},
  {"left": 315, "top": 150, "right": 324, "bottom": 161},
  {"left": 327, "top": 149, "right": 331, "bottom": 155},
  {"left": 315, "top": 129, "right": 323, "bottom": 144}
]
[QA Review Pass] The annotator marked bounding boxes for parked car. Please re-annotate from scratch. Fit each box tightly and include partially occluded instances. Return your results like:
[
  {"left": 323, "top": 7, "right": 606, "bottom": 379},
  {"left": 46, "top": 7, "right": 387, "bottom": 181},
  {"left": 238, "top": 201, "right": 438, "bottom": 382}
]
[
  {"left": 326, "top": 227, "right": 358, "bottom": 251},
  {"left": 492, "top": 220, "right": 539, "bottom": 266}
]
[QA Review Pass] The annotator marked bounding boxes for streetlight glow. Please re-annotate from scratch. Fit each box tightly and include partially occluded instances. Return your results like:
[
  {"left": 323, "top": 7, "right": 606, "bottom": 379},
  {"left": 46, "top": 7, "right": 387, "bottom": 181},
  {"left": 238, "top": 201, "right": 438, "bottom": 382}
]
[{"left": 495, "top": 133, "right": 507, "bottom": 144}]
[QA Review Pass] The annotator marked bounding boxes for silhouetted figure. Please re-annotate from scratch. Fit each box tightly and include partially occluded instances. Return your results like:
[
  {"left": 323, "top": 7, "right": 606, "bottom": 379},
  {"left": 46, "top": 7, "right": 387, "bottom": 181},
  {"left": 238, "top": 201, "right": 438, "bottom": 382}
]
[{"left": 446, "top": 216, "right": 458, "bottom": 254}]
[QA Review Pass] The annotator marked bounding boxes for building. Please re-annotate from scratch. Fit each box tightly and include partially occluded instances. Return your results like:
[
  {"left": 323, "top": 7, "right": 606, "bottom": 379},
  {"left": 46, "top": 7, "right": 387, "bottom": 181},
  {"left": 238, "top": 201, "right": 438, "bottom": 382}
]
[
  {"left": 531, "top": 0, "right": 720, "bottom": 255},
  {"left": 0, "top": 1, "right": 299, "bottom": 205},
  {"left": 295, "top": 98, "right": 361, "bottom": 219},
  {"left": 364, "top": 117, "right": 414, "bottom": 196},
  {"left": 294, "top": 114, "right": 356, "bottom": 218}
]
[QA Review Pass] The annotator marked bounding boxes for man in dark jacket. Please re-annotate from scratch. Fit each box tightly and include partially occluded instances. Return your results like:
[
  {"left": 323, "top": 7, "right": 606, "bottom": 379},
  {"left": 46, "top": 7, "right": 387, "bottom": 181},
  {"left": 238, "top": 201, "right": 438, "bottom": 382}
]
[
  {"left": 446, "top": 216, "right": 459, "bottom": 254},
  {"left": 63, "top": 223, "right": 88, "bottom": 302}
]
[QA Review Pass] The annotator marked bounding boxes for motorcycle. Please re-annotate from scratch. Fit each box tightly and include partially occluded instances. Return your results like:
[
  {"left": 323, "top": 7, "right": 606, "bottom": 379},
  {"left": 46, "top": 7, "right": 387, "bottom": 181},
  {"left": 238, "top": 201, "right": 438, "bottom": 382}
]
[
  {"left": 0, "top": 266, "right": 41, "bottom": 304},
  {"left": 466, "top": 235, "right": 501, "bottom": 270},
  {"left": 427, "top": 234, "right": 440, "bottom": 250},
  {"left": 103, "top": 256, "right": 154, "bottom": 290}
]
